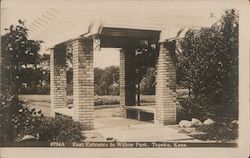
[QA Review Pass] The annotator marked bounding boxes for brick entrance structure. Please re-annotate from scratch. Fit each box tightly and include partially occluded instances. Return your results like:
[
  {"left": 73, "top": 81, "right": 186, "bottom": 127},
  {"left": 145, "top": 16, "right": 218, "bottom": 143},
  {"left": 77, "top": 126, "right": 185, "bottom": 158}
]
[
  {"left": 155, "top": 41, "right": 177, "bottom": 125},
  {"left": 50, "top": 27, "right": 177, "bottom": 130}
]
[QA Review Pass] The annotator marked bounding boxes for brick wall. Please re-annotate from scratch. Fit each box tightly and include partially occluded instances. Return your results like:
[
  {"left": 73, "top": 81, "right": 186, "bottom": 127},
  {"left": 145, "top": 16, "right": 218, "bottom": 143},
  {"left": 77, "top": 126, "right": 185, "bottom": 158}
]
[
  {"left": 50, "top": 46, "right": 67, "bottom": 117},
  {"left": 119, "top": 49, "right": 126, "bottom": 117},
  {"left": 155, "top": 41, "right": 177, "bottom": 125},
  {"left": 72, "top": 39, "right": 94, "bottom": 130}
]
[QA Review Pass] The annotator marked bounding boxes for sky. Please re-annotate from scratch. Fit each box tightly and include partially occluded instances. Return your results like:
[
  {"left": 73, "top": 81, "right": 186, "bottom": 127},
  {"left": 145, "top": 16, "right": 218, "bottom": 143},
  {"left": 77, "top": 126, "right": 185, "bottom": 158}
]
[
  {"left": 94, "top": 48, "right": 120, "bottom": 68},
  {"left": 1, "top": 0, "right": 234, "bottom": 68}
]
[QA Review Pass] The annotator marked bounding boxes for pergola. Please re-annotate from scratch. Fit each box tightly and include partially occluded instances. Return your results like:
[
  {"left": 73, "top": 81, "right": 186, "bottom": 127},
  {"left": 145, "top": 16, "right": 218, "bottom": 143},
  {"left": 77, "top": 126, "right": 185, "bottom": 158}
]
[
  {"left": 38, "top": 6, "right": 216, "bottom": 130},
  {"left": 50, "top": 25, "right": 178, "bottom": 130}
]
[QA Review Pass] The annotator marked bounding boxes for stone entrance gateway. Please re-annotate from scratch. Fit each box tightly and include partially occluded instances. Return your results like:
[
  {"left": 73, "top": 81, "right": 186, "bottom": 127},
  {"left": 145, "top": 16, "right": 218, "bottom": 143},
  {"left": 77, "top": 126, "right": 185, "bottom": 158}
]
[{"left": 50, "top": 26, "right": 177, "bottom": 130}]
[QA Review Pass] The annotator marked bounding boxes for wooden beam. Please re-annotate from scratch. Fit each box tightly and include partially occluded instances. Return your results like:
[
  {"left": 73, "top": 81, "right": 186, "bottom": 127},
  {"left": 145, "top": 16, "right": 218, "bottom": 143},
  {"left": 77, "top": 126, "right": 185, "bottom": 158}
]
[
  {"left": 100, "top": 36, "right": 138, "bottom": 48},
  {"left": 101, "top": 27, "right": 160, "bottom": 40}
]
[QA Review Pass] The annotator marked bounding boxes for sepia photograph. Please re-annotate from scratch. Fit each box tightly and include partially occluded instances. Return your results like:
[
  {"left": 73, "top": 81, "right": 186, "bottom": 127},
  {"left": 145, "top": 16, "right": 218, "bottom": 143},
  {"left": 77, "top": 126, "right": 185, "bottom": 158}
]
[{"left": 0, "top": 0, "right": 249, "bottom": 157}]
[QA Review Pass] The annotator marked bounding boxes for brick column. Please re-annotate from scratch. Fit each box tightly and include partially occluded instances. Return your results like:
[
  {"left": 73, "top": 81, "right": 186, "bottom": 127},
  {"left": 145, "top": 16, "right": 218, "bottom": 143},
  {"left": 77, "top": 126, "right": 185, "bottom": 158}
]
[
  {"left": 120, "top": 48, "right": 136, "bottom": 117},
  {"left": 155, "top": 41, "right": 177, "bottom": 125},
  {"left": 120, "top": 49, "right": 126, "bottom": 117},
  {"left": 50, "top": 46, "right": 67, "bottom": 117},
  {"left": 72, "top": 39, "right": 94, "bottom": 130}
]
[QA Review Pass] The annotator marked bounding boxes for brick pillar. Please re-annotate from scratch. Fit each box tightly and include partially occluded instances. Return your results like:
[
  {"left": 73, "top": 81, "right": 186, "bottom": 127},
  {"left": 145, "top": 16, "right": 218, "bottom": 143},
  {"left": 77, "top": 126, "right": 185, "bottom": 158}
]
[
  {"left": 50, "top": 46, "right": 67, "bottom": 117},
  {"left": 72, "top": 39, "right": 94, "bottom": 130},
  {"left": 120, "top": 49, "right": 126, "bottom": 117},
  {"left": 155, "top": 41, "right": 177, "bottom": 125},
  {"left": 120, "top": 48, "right": 136, "bottom": 117}
]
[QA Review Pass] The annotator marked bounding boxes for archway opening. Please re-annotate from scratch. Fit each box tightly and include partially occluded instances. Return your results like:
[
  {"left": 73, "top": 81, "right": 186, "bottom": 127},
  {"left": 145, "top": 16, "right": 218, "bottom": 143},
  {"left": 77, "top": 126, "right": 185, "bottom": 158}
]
[{"left": 93, "top": 48, "right": 121, "bottom": 119}]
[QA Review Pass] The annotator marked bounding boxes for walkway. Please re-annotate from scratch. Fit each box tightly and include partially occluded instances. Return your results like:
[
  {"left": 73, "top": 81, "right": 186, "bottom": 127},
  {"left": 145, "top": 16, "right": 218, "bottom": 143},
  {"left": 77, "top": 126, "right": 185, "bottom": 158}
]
[
  {"left": 82, "top": 117, "right": 194, "bottom": 142},
  {"left": 54, "top": 107, "right": 196, "bottom": 142}
]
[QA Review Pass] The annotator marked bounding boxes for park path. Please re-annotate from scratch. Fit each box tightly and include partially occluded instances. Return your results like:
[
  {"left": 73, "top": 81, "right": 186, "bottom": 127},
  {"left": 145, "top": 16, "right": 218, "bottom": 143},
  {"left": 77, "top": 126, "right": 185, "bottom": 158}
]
[
  {"left": 21, "top": 97, "right": 198, "bottom": 142},
  {"left": 83, "top": 117, "right": 197, "bottom": 142}
]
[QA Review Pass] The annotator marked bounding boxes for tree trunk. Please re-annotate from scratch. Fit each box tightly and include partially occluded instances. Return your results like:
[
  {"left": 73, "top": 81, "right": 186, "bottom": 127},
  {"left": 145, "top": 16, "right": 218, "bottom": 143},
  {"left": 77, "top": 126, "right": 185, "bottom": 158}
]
[{"left": 137, "top": 82, "right": 140, "bottom": 106}]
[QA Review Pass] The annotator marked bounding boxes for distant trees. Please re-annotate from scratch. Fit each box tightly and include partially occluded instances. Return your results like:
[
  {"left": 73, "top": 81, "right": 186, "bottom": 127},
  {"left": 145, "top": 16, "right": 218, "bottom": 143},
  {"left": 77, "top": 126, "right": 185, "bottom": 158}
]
[
  {"left": 67, "top": 65, "right": 155, "bottom": 96},
  {"left": 19, "top": 54, "right": 50, "bottom": 94},
  {"left": 94, "top": 66, "right": 120, "bottom": 95},
  {"left": 94, "top": 66, "right": 155, "bottom": 96},
  {"left": 134, "top": 40, "right": 159, "bottom": 105},
  {"left": 140, "top": 68, "right": 155, "bottom": 95}
]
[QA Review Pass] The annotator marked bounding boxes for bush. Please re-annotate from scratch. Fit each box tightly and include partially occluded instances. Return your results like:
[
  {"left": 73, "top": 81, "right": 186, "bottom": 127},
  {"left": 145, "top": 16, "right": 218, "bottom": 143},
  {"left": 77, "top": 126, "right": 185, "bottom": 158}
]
[
  {"left": 20, "top": 84, "right": 50, "bottom": 95},
  {"left": 177, "top": 9, "right": 238, "bottom": 120},
  {"left": 177, "top": 97, "right": 217, "bottom": 122},
  {"left": 66, "top": 96, "right": 120, "bottom": 106},
  {"left": 177, "top": 96, "right": 239, "bottom": 122},
  {"left": 0, "top": 96, "right": 42, "bottom": 142},
  {"left": 12, "top": 105, "right": 43, "bottom": 141},
  {"left": 192, "top": 122, "right": 238, "bottom": 141},
  {"left": 38, "top": 116, "right": 84, "bottom": 142},
  {"left": 94, "top": 97, "right": 119, "bottom": 106},
  {"left": 0, "top": 96, "right": 16, "bottom": 142},
  {"left": 0, "top": 96, "right": 84, "bottom": 142},
  {"left": 176, "top": 100, "right": 191, "bottom": 122}
]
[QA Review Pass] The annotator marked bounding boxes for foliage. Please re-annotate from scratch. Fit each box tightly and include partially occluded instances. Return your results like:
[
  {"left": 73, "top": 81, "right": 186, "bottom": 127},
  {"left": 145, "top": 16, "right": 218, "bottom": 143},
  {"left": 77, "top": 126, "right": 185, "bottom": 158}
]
[
  {"left": 94, "top": 97, "right": 119, "bottom": 106},
  {"left": 64, "top": 64, "right": 156, "bottom": 96},
  {"left": 19, "top": 54, "right": 50, "bottom": 94},
  {"left": 1, "top": 20, "right": 43, "bottom": 97},
  {"left": 0, "top": 95, "right": 83, "bottom": 142},
  {"left": 11, "top": 104, "right": 43, "bottom": 141},
  {"left": 66, "top": 66, "right": 120, "bottom": 96},
  {"left": 192, "top": 122, "right": 238, "bottom": 141},
  {"left": 95, "top": 66, "right": 120, "bottom": 95},
  {"left": 176, "top": 9, "right": 238, "bottom": 120},
  {"left": 135, "top": 40, "right": 159, "bottom": 68},
  {"left": 140, "top": 68, "right": 156, "bottom": 95},
  {"left": 134, "top": 40, "right": 158, "bottom": 104},
  {"left": 38, "top": 115, "right": 84, "bottom": 142},
  {"left": 0, "top": 95, "right": 42, "bottom": 142},
  {"left": 0, "top": 96, "right": 16, "bottom": 142},
  {"left": 177, "top": 97, "right": 217, "bottom": 122}
]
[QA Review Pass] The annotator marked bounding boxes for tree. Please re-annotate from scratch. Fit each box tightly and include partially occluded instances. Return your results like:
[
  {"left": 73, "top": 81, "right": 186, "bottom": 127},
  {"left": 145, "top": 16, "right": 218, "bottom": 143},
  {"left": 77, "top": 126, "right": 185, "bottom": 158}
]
[
  {"left": 1, "top": 20, "right": 43, "bottom": 98},
  {"left": 177, "top": 9, "right": 238, "bottom": 120},
  {"left": 19, "top": 54, "right": 50, "bottom": 94},
  {"left": 94, "top": 66, "right": 120, "bottom": 95},
  {"left": 0, "top": 20, "right": 44, "bottom": 142},
  {"left": 140, "top": 68, "right": 156, "bottom": 95},
  {"left": 134, "top": 40, "right": 159, "bottom": 105}
]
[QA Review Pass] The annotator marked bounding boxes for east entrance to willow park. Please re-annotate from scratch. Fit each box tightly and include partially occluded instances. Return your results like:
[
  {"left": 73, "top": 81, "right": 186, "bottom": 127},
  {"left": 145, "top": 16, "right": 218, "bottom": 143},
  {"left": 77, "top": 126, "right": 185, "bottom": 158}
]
[
  {"left": 50, "top": 26, "right": 203, "bottom": 127},
  {"left": 50, "top": 25, "right": 179, "bottom": 129},
  {"left": 25, "top": 7, "right": 216, "bottom": 141}
]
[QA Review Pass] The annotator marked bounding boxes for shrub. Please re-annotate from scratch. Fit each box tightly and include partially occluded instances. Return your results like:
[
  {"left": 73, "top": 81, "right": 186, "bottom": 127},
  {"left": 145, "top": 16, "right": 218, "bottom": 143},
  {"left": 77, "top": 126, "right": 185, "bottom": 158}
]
[
  {"left": 177, "top": 97, "right": 217, "bottom": 122},
  {"left": 94, "top": 97, "right": 119, "bottom": 106},
  {"left": 176, "top": 100, "right": 191, "bottom": 122},
  {"left": 67, "top": 96, "right": 120, "bottom": 106},
  {"left": 38, "top": 116, "right": 84, "bottom": 142},
  {"left": 177, "top": 96, "right": 239, "bottom": 122},
  {"left": 0, "top": 96, "right": 42, "bottom": 142},
  {"left": 12, "top": 104, "right": 43, "bottom": 141},
  {"left": 0, "top": 96, "right": 16, "bottom": 142},
  {"left": 0, "top": 96, "right": 84, "bottom": 142},
  {"left": 192, "top": 121, "right": 238, "bottom": 141},
  {"left": 176, "top": 9, "right": 238, "bottom": 120}
]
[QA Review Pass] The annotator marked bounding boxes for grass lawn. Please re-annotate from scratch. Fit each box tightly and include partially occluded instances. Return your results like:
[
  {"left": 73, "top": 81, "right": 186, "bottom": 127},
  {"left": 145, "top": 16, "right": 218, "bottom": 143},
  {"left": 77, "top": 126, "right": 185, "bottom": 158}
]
[
  {"left": 19, "top": 95, "right": 155, "bottom": 117},
  {"left": 19, "top": 89, "right": 187, "bottom": 117},
  {"left": 19, "top": 95, "right": 155, "bottom": 103}
]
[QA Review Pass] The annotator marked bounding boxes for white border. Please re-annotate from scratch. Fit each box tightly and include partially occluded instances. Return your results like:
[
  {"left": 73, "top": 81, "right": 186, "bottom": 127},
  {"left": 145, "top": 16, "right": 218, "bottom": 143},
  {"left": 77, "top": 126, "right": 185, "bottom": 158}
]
[{"left": 0, "top": 0, "right": 249, "bottom": 158}]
